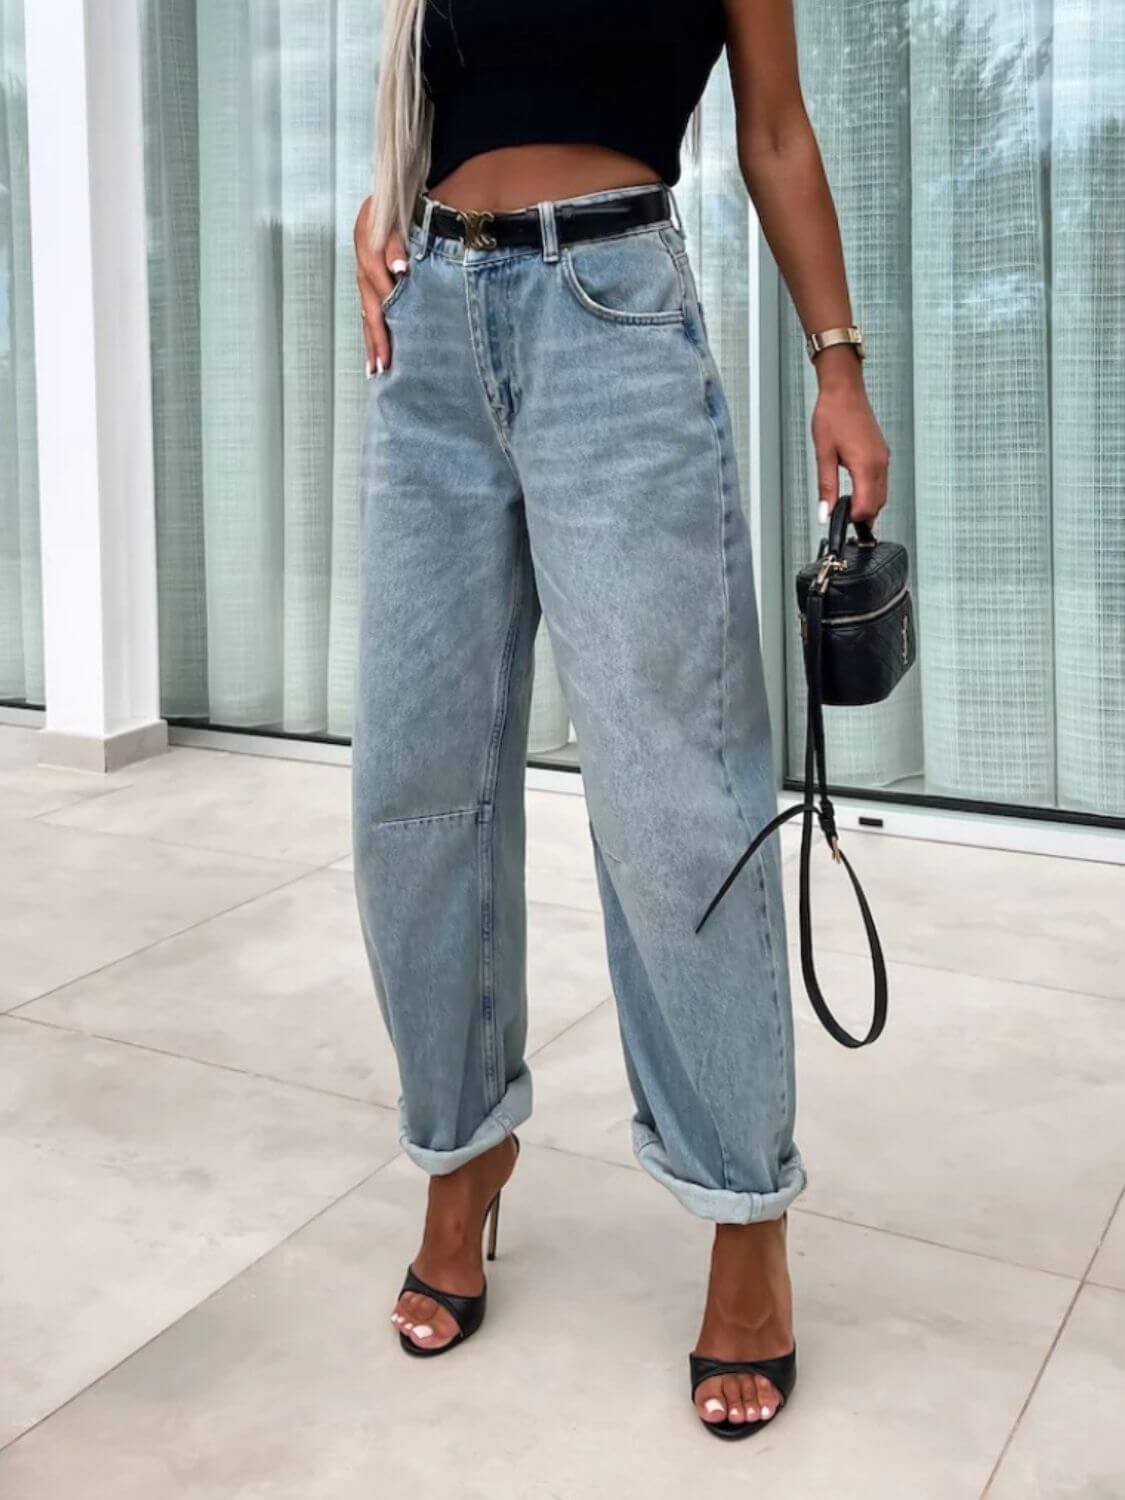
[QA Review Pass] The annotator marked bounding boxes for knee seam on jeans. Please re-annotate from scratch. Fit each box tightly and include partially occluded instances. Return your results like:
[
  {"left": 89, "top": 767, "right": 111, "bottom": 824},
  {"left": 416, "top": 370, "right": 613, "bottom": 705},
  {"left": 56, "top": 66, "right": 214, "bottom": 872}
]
[{"left": 368, "top": 807, "right": 478, "bottom": 830}]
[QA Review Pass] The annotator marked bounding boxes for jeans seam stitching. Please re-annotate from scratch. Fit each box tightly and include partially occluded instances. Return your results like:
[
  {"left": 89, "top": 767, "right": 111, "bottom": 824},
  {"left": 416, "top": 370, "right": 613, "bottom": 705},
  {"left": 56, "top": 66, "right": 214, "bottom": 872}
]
[
  {"left": 560, "top": 249, "right": 686, "bottom": 327},
  {"left": 476, "top": 551, "right": 526, "bottom": 1112},
  {"left": 686, "top": 307, "right": 792, "bottom": 1178},
  {"left": 369, "top": 807, "right": 477, "bottom": 830},
  {"left": 424, "top": 219, "right": 678, "bottom": 267},
  {"left": 463, "top": 263, "right": 522, "bottom": 478}
]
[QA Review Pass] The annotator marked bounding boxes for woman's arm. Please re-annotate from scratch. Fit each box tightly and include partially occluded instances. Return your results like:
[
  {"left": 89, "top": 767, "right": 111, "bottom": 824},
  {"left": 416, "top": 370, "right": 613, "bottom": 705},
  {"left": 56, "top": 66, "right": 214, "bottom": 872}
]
[{"left": 722, "top": 0, "right": 889, "bottom": 525}]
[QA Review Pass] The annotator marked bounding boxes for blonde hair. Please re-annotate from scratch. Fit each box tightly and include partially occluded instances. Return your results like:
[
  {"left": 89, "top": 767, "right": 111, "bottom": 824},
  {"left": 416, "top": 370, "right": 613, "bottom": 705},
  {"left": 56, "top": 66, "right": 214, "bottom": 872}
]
[
  {"left": 371, "top": 0, "right": 431, "bottom": 249},
  {"left": 370, "top": 0, "right": 704, "bottom": 249}
]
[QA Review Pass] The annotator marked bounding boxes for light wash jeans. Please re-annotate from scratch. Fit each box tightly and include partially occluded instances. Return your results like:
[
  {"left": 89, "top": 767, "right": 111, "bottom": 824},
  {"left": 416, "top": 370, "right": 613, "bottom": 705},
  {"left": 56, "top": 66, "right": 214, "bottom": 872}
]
[{"left": 353, "top": 187, "right": 805, "bottom": 1224}]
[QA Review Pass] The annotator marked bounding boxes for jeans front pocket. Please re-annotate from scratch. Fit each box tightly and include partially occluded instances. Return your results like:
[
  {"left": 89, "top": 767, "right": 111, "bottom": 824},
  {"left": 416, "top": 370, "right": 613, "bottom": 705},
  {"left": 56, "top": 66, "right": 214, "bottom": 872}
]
[
  {"left": 561, "top": 228, "right": 686, "bottom": 326},
  {"left": 380, "top": 268, "right": 413, "bottom": 316}
]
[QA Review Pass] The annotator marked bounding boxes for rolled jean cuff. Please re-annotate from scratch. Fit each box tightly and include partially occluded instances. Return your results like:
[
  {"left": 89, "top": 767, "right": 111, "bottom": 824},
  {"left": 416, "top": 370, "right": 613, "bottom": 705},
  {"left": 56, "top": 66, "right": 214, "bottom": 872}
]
[
  {"left": 397, "top": 1067, "right": 532, "bottom": 1177},
  {"left": 632, "top": 1123, "right": 807, "bottom": 1224}
]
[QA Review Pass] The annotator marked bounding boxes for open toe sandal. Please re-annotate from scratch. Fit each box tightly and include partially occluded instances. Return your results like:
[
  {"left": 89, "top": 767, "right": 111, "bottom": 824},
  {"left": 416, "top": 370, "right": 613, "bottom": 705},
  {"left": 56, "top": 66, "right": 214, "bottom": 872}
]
[
  {"left": 689, "top": 1348, "right": 797, "bottom": 1441},
  {"left": 398, "top": 1137, "right": 518, "bottom": 1359}
]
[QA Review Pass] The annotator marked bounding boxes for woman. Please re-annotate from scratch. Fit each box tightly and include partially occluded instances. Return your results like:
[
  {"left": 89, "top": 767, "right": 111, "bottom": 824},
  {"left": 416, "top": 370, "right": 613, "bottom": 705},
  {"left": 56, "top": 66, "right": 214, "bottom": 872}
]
[{"left": 352, "top": 0, "right": 889, "bottom": 1440}]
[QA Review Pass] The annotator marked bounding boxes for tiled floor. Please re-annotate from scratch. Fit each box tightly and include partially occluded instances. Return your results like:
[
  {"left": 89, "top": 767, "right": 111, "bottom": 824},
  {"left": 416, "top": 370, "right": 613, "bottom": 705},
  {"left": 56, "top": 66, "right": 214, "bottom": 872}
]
[{"left": 1, "top": 724, "right": 1123, "bottom": 1498}]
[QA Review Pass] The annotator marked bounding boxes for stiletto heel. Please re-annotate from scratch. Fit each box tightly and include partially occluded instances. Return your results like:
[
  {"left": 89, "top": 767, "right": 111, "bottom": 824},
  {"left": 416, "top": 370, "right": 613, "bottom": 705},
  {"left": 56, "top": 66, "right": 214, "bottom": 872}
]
[
  {"left": 486, "top": 1189, "right": 501, "bottom": 1262},
  {"left": 397, "top": 1135, "right": 519, "bottom": 1359}
]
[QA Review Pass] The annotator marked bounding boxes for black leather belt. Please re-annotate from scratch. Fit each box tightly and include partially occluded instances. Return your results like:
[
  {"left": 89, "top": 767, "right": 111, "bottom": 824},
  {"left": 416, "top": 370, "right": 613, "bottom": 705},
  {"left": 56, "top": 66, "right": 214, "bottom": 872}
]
[{"left": 415, "top": 186, "right": 672, "bottom": 251}]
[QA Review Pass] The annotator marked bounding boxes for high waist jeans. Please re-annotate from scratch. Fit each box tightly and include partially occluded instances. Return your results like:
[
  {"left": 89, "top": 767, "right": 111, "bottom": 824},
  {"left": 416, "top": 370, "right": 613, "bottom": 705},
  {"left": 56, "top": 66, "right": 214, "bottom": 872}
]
[{"left": 353, "top": 187, "right": 805, "bottom": 1223}]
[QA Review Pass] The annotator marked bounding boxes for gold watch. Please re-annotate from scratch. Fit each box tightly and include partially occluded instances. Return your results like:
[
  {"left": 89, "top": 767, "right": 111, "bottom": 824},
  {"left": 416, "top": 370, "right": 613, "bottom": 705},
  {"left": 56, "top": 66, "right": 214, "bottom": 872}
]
[{"left": 805, "top": 325, "right": 866, "bottom": 364}]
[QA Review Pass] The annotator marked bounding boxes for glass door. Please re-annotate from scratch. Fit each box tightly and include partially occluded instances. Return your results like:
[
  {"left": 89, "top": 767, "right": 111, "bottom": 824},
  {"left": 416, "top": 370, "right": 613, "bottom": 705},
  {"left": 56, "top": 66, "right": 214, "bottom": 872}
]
[
  {"left": 777, "top": 0, "right": 1124, "bottom": 823},
  {"left": 0, "top": 0, "right": 42, "bottom": 710}
]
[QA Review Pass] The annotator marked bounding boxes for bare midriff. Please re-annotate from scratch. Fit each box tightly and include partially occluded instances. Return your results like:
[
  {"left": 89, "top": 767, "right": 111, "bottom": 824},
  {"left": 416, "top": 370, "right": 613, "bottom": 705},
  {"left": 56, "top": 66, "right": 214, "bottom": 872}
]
[{"left": 427, "top": 144, "right": 661, "bottom": 214}]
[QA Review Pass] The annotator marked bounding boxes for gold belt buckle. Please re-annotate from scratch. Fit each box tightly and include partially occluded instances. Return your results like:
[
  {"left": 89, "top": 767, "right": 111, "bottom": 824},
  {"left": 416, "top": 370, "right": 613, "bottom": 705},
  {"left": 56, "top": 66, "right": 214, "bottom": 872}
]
[{"left": 456, "top": 209, "right": 497, "bottom": 251}]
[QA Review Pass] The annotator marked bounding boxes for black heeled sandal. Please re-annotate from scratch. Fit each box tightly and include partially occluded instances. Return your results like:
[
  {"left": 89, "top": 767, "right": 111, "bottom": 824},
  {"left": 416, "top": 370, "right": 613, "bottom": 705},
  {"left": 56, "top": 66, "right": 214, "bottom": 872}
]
[
  {"left": 689, "top": 1348, "right": 798, "bottom": 1441},
  {"left": 398, "top": 1136, "right": 518, "bottom": 1359}
]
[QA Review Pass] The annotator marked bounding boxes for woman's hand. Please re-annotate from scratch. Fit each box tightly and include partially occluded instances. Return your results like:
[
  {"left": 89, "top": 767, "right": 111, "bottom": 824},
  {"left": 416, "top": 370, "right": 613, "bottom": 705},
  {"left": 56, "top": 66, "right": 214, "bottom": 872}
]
[
  {"left": 810, "top": 348, "right": 890, "bottom": 527},
  {"left": 354, "top": 197, "right": 409, "bottom": 377}
]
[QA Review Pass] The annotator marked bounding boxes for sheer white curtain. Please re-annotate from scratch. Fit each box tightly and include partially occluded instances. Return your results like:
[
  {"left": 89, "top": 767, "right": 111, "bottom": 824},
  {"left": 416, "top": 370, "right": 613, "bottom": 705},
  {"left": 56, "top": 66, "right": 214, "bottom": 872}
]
[
  {"left": 782, "top": 0, "right": 1124, "bottom": 817},
  {"left": 142, "top": 4, "right": 748, "bottom": 760},
  {"left": 0, "top": 0, "right": 42, "bottom": 707},
  {"left": 144, "top": 0, "right": 378, "bottom": 738},
  {"left": 144, "top": 0, "right": 570, "bottom": 750}
]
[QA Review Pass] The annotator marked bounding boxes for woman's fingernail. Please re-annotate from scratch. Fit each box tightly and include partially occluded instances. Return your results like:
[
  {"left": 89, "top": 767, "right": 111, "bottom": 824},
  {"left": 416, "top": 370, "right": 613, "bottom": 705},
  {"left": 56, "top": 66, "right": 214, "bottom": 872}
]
[
  {"left": 365, "top": 360, "right": 373, "bottom": 380},
  {"left": 390, "top": 259, "right": 409, "bottom": 275},
  {"left": 412, "top": 1324, "right": 433, "bottom": 1340},
  {"left": 375, "top": 357, "right": 385, "bottom": 376},
  {"left": 818, "top": 500, "right": 830, "bottom": 524}
]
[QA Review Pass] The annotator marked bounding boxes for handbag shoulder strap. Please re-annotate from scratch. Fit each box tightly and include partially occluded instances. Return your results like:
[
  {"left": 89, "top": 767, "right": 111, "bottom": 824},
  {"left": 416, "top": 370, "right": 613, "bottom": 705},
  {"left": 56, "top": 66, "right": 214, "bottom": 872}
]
[{"left": 695, "top": 587, "right": 888, "bottom": 1049}]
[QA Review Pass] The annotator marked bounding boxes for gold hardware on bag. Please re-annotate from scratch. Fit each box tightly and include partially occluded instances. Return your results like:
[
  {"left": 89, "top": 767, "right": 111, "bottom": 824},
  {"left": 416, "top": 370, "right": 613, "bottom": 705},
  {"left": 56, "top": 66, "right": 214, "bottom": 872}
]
[
  {"left": 456, "top": 209, "right": 497, "bottom": 250},
  {"left": 814, "top": 555, "right": 847, "bottom": 594}
]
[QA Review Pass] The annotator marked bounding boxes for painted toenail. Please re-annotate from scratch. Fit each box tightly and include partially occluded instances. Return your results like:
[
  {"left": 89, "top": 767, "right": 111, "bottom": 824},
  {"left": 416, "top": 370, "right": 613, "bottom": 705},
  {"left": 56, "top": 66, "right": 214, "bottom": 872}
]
[
  {"left": 412, "top": 1324, "right": 433, "bottom": 1340},
  {"left": 760, "top": 1406, "right": 774, "bottom": 1420},
  {"left": 704, "top": 1399, "right": 725, "bottom": 1416},
  {"left": 729, "top": 1407, "right": 742, "bottom": 1420}
]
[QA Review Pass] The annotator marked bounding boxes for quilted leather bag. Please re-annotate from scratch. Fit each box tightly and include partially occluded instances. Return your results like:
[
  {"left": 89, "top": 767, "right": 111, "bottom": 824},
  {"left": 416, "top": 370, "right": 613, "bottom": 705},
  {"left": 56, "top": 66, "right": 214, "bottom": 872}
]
[{"left": 696, "top": 497, "right": 916, "bottom": 1048}]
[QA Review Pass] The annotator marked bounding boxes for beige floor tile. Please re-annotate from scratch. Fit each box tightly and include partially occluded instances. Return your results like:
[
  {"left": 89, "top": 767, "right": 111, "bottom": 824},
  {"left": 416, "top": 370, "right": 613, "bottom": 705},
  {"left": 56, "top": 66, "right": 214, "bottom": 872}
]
[
  {"left": 1089, "top": 1194, "right": 1125, "bottom": 1292},
  {"left": 0, "top": 1146, "right": 1072, "bottom": 1499},
  {"left": 19, "top": 874, "right": 609, "bottom": 1105},
  {"left": 791, "top": 950, "right": 1125, "bottom": 1276},
  {"left": 0, "top": 725, "right": 43, "bottom": 768},
  {"left": 0, "top": 727, "right": 131, "bottom": 822},
  {"left": 519, "top": 998, "right": 636, "bottom": 1168},
  {"left": 0, "top": 819, "right": 305, "bottom": 1010},
  {"left": 988, "top": 1284, "right": 1125, "bottom": 1500},
  {"left": 0, "top": 1019, "right": 399, "bottom": 1446},
  {"left": 525, "top": 953, "right": 1125, "bottom": 1278},
  {"left": 525, "top": 787, "right": 601, "bottom": 912},
  {"left": 42, "top": 747, "right": 352, "bottom": 866},
  {"left": 785, "top": 832, "right": 1125, "bottom": 999}
]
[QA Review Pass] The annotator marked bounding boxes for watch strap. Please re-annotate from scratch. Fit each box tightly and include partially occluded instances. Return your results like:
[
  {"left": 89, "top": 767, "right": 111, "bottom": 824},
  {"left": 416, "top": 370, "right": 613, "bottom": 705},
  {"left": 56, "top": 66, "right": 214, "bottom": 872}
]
[{"left": 805, "top": 325, "right": 865, "bottom": 363}]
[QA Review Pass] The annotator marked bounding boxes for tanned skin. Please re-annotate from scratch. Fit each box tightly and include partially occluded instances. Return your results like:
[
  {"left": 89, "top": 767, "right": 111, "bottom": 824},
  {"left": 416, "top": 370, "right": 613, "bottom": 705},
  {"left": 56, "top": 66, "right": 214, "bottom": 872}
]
[{"left": 356, "top": 0, "right": 889, "bottom": 1430}]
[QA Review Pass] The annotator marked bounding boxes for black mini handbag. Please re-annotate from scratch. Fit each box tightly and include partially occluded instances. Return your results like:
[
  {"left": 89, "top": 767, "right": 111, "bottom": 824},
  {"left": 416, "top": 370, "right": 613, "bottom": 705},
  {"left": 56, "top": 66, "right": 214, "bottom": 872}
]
[{"left": 696, "top": 497, "right": 917, "bottom": 1048}]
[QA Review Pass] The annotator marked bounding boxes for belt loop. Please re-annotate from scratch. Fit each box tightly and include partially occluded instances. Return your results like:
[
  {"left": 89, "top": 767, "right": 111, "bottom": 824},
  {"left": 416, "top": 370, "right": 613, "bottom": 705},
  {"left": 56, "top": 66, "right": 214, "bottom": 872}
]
[
  {"left": 414, "top": 198, "right": 435, "bottom": 262},
  {"left": 667, "top": 187, "right": 684, "bottom": 236},
  {"left": 538, "top": 200, "right": 560, "bottom": 264}
]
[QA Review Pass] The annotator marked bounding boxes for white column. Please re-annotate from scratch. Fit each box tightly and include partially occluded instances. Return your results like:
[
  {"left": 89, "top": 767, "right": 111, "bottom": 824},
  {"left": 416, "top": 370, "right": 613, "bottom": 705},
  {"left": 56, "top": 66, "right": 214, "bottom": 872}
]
[{"left": 24, "top": 0, "right": 165, "bottom": 772}]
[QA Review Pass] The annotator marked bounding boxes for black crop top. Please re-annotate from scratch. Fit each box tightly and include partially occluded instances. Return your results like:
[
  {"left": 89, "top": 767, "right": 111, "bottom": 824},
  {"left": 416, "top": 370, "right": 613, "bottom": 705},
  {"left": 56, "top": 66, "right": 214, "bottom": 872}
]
[{"left": 421, "top": 0, "right": 727, "bottom": 190}]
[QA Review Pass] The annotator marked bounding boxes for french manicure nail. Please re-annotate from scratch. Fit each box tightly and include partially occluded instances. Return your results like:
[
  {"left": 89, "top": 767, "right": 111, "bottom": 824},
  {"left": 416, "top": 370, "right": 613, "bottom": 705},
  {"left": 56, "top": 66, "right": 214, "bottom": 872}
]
[
  {"left": 365, "top": 360, "right": 373, "bottom": 380},
  {"left": 375, "top": 357, "right": 385, "bottom": 376},
  {"left": 818, "top": 500, "right": 830, "bottom": 524},
  {"left": 760, "top": 1406, "right": 774, "bottom": 1420},
  {"left": 390, "top": 259, "right": 409, "bottom": 275},
  {"left": 703, "top": 1399, "right": 725, "bottom": 1415},
  {"left": 412, "top": 1324, "right": 433, "bottom": 1340}
]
